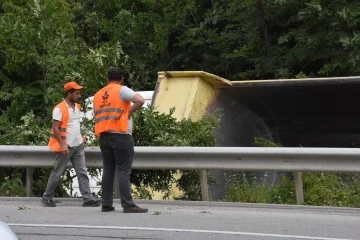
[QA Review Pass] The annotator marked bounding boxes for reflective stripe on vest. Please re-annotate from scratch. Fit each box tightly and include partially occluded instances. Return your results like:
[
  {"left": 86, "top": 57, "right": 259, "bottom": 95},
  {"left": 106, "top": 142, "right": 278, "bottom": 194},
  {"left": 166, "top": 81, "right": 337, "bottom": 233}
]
[
  {"left": 94, "top": 107, "right": 124, "bottom": 115},
  {"left": 94, "top": 107, "right": 124, "bottom": 123},
  {"left": 93, "top": 83, "right": 130, "bottom": 137},
  {"left": 95, "top": 115, "right": 121, "bottom": 123}
]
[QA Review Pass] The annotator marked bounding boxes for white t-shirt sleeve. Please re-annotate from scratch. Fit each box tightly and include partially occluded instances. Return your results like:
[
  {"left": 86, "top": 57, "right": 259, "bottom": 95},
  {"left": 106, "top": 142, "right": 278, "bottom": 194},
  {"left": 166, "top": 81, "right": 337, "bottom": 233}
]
[
  {"left": 120, "top": 86, "right": 136, "bottom": 102},
  {"left": 52, "top": 107, "right": 62, "bottom": 121}
]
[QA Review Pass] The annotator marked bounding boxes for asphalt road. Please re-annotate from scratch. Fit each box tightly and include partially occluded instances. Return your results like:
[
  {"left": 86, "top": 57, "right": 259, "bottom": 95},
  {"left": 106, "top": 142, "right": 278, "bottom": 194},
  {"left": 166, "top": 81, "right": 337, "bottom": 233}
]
[{"left": 0, "top": 197, "right": 359, "bottom": 240}]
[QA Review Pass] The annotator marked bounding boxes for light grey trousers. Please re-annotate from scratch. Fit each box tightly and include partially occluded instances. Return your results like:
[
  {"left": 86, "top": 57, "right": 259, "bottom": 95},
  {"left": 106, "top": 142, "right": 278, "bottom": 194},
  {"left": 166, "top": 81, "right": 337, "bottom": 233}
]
[{"left": 43, "top": 143, "right": 94, "bottom": 202}]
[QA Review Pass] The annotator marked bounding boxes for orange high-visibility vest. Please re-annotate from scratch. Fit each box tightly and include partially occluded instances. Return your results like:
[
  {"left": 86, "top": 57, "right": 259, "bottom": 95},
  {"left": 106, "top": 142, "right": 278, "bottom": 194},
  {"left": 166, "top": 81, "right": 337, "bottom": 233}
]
[
  {"left": 48, "top": 101, "right": 81, "bottom": 152},
  {"left": 93, "top": 83, "right": 130, "bottom": 137}
]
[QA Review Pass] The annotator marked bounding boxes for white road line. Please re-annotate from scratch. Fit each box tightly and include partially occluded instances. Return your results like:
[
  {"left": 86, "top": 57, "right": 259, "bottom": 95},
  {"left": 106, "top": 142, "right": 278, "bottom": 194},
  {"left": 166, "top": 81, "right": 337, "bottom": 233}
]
[{"left": 8, "top": 223, "right": 353, "bottom": 240}]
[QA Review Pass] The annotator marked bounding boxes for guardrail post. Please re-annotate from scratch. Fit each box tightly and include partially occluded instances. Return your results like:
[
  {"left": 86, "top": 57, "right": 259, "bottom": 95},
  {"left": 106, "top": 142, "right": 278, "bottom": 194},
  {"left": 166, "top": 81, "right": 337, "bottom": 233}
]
[
  {"left": 294, "top": 172, "right": 304, "bottom": 205},
  {"left": 199, "top": 170, "right": 209, "bottom": 201},
  {"left": 26, "top": 167, "right": 33, "bottom": 197},
  {"left": 113, "top": 173, "right": 120, "bottom": 199}
]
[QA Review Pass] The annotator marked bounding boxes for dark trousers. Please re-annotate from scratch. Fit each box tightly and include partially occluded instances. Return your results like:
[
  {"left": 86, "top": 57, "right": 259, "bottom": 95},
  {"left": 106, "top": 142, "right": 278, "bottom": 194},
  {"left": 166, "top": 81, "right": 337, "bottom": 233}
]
[{"left": 99, "top": 132, "right": 134, "bottom": 208}]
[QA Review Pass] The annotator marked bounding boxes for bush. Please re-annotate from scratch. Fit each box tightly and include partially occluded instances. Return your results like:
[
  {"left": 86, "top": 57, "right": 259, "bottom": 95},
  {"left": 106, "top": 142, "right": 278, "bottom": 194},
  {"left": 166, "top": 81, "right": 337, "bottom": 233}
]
[
  {"left": 224, "top": 138, "right": 360, "bottom": 207},
  {"left": 269, "top": 175, "right": 296, "bottom": 204},
  {"left": 0, "top": 173, "right": 26, "bottom": 197},
  {"left": 131, "top": 107, "right": 220, "bottom": 200},
  {"left": 225, "top": 172, "right": 360, "bottom": 207},
  {"left": 225, "top": 172, "right": 270, "bottom": 203},
  {"left": 302, "top": 173, "right": 360, "bottom": 207}
]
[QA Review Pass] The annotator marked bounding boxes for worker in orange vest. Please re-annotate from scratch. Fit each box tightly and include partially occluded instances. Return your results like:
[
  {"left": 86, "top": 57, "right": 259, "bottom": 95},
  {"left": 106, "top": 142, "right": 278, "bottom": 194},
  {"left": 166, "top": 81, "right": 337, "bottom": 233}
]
[
  {"left": 42, "top": 81, "right": 101, "bottom": 208},
  {"left": 93, "top": 67, "right": 148, "bottom": 213}
]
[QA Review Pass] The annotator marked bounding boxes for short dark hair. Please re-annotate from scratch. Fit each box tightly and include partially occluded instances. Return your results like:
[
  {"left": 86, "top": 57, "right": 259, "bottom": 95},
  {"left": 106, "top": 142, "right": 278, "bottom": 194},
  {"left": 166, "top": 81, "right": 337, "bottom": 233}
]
[{"left": 108, "top": 67, "right": 126, "bottom": 81}]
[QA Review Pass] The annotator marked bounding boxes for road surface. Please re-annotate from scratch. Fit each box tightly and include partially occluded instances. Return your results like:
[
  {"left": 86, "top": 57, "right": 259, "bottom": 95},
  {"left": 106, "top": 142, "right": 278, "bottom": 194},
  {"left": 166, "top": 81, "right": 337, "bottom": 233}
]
[{"left": 0, "top": 197, "right": 359, "bottom": 240}]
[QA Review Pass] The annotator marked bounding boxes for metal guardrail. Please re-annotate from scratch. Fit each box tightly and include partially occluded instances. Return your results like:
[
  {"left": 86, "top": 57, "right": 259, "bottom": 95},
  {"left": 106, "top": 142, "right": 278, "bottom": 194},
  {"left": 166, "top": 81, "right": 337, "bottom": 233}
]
[
  {"left": 1, "top": 146, "right": 360, "bottom": 203},
  {"left": 2, "top": 145, "right": 360, "bottom": 171}
]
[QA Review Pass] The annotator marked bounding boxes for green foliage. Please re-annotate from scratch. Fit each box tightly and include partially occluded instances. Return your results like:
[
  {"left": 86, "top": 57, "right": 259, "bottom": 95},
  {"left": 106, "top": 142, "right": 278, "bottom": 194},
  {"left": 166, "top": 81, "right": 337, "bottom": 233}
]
[
  {"left": 254, "top": 137, "right": 282, "bottom": 147},
  {"left": 0, "top": 0, "right": 80, "bottom": 119},
  {"left": 174, "top": 170, "right": 216, "bottom": 201},
  {"left": 133, "top": 107, "right": 219, "bottom": 147},
  {"left": 0, "top": 111, "right": 56, "bottom": 198},
  {"left": 152, "top": 211, "right": 161, "bottom": 215},
  {"left": 269, "top": 175, "right": 296, "bottom": 204},
  {"left": 225, "top": 137, "right": 360, "bottom": 207},
  {"left": 225, "top": 173, "right": 270, "bottom": 203},
  {"left": 131, "top": 106, "right": 220, "bottom": 200},
  {"left": 132, "top": 185, "right": 153, "bottom": 200},
  {"left": 0, "top": 167, "right": 72, "bottom": 198},
  {"left": 171, "top": 0, "right": 360, "bottom": 79},
  {"left": 0, "top": 111, "right": 49, "bottom": 145},
  {"left": 0, "top": 174, "right": 26, "bottom": 197},
  {"left": 302, "top": 173, "right": 360, "bottom": 207},
  {"left": 225, "top": 172, "right": 360, "bottom": 207},
  {"left": 18, "top": 205, "right": 31, "bottom": 210},
  {"left": 1, "top": 0, "right": 360, "bottom": 97}
]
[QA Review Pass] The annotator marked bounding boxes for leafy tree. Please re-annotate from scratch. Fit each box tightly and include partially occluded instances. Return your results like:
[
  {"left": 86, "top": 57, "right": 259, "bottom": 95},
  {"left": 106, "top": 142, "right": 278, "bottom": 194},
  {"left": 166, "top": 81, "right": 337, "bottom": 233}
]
[
  {"left": 169, "top": 0, "right": 360, "bottom": 79},
  {"left": 0, "top": 0, "right": 80, "bottom": 121}
]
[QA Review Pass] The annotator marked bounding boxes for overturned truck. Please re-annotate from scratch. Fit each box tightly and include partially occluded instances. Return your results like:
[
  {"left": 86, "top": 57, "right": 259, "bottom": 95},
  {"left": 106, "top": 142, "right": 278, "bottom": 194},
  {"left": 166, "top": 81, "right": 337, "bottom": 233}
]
[{"left": 151, "top": 71, "right": 360, "bottom": 200}]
